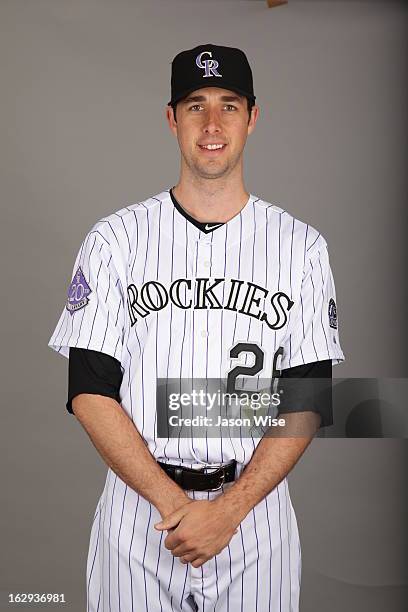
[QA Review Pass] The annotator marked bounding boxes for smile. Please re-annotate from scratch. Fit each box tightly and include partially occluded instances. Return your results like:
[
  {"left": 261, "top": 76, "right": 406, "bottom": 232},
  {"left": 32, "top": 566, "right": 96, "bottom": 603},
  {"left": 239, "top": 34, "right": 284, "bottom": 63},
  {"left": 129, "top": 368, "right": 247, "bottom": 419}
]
[{"left": 198, "top": 144, "right": 227, "bottom": 152}]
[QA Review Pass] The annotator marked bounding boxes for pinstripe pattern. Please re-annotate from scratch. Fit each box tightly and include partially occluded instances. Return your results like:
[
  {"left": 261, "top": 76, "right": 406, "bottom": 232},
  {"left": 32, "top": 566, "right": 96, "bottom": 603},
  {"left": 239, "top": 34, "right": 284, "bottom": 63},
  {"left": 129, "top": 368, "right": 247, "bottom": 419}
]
[{"left": 49, "top": 190, "right": 344, "bottom": 611}]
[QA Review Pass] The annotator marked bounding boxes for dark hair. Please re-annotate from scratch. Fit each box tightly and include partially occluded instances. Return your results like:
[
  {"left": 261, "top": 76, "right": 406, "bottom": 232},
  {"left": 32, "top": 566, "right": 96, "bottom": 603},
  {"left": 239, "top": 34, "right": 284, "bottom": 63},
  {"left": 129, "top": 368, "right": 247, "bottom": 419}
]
[{"left": 171, "top": 97, "right": 255, "bottom": 124}]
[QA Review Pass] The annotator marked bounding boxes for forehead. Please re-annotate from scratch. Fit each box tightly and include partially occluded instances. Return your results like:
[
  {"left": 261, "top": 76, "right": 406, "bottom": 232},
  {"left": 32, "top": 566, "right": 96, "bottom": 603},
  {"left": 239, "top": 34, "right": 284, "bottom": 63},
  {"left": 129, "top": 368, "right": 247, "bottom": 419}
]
[{"left": 181, "top": 87, "right": 245, "bottom": 102}]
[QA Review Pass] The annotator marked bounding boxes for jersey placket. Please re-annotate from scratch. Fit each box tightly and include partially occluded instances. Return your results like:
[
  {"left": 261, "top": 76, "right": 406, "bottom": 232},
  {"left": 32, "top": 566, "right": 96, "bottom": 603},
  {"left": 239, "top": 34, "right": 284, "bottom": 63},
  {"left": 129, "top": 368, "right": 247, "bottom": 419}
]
[
  {"left": 188, "top": 232, "right": 214, "bottom": 463},
  {"left": 192, "top": 234, "right": 213, "bottom": 378}
]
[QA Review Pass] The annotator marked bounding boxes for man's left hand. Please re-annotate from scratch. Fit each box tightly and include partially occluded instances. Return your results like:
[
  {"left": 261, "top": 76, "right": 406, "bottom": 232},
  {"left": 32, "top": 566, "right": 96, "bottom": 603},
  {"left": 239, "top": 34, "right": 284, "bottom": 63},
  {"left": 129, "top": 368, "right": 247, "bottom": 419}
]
[{"left": 154, "top": 498, "right": 239, "bottom": 567}]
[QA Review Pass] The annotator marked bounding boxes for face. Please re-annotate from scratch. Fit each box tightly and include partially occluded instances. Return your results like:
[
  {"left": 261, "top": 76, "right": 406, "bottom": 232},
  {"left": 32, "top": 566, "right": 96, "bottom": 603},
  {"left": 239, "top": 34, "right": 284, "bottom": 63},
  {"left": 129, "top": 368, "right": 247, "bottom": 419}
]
[{"left": 166, "top": 87, "right": 259, "bottom": 181}]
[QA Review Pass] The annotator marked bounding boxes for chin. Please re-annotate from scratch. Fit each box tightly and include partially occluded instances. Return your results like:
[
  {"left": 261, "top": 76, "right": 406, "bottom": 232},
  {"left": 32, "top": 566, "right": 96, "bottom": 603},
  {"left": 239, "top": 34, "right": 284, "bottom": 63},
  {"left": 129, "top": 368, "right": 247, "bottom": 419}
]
[
  {"left": 194, "top": 161, "right": 231, "bottom": 178},
  {"left": 197, "top": 168, "right": 231, "bottom": 180}
]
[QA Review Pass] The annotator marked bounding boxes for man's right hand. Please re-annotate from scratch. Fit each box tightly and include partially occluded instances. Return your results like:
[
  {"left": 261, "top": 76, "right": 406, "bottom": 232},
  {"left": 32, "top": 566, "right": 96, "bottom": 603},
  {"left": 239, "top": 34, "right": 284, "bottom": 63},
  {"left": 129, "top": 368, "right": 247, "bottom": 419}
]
[{"left": 157, "top": 494, "right": 193, "bottom": 522}]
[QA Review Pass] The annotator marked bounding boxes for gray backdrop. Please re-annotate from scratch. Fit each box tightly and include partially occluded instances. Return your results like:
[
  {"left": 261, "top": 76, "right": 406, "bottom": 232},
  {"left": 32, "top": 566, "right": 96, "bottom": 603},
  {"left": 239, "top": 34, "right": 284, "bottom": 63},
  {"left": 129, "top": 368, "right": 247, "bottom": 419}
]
[{"left": 1, "top": 0, "right": 407, "bottom": 610}]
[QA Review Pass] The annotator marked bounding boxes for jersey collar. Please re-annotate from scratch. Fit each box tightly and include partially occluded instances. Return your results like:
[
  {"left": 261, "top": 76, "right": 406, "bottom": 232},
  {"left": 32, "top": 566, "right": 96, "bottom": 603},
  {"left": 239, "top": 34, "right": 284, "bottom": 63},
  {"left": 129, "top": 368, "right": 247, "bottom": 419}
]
[
  {"left": 169, "top": 188, "right": 225, "bottom": 234},
  {"left": 162, "top": 188, "right": 260, "bottom": 249}
]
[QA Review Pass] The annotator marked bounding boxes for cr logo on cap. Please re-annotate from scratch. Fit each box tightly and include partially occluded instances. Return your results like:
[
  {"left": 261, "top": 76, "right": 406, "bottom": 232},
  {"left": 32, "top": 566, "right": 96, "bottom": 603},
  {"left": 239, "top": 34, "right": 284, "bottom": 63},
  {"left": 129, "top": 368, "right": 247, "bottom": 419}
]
[{"left": 196, "top": 51, "right": 222, "bottom": 78}]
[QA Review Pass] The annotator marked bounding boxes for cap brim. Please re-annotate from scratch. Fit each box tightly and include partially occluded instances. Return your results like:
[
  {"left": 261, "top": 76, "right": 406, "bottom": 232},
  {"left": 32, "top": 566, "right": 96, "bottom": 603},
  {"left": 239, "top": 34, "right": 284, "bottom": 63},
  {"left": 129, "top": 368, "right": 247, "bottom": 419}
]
[{"left": 168, "top": 84, "right": 256, "bottom": 106}]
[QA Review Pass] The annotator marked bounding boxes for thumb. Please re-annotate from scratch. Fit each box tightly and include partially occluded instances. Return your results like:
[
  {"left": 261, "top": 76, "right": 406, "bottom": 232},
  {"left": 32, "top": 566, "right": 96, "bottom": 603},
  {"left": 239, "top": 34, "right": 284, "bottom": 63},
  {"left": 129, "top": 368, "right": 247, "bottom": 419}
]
[{"left": 154, "top": 506, "right": 187, "bottom": 531}]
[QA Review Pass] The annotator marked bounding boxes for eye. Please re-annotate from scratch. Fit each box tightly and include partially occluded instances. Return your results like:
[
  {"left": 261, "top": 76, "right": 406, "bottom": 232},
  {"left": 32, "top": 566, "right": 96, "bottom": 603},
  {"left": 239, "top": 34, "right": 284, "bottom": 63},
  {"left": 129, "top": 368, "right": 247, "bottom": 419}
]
[
  {"left": 224, "top": 105, "right": 237, "bottom": 111},
  {"left": 189, "top": 104, "right": 203, "bottom": 111}
]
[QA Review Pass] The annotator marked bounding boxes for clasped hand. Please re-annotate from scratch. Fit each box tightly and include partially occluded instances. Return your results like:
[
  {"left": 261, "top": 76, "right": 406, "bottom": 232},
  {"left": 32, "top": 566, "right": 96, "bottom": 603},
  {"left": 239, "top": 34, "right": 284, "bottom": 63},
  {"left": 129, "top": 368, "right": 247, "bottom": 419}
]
[{"left": 154, "top": 498, "right": 239, "bottom": 568}]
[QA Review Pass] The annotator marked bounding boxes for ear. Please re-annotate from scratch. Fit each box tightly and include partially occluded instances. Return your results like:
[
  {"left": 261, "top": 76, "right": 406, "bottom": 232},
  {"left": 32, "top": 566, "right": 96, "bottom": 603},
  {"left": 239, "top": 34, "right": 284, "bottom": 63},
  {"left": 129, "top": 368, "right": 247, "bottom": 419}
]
[
  {"left": 247, "top": 105, "right": 260, "bottom": 135},
  {"left": 166, "top": 105, "right": 177, "bottom": 136}
]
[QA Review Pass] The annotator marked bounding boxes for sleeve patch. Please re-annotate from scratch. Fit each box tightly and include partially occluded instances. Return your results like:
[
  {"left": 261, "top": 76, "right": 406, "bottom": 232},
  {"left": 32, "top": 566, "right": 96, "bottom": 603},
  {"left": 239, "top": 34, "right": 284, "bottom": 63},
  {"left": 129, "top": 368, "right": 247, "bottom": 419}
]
[
  {"left": 66, "top": 266, "right": 92, "bottom": 315},
  {"left": 328, "top": 298, "right": 338, "bottom": 329}
]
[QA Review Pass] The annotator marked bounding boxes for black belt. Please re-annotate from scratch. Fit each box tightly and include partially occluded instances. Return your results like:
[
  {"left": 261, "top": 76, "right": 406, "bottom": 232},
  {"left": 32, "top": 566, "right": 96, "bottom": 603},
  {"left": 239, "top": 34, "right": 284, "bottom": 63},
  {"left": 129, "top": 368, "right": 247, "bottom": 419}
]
[{"left": 158, "top": 460, "right": 237, "bottom": 491}]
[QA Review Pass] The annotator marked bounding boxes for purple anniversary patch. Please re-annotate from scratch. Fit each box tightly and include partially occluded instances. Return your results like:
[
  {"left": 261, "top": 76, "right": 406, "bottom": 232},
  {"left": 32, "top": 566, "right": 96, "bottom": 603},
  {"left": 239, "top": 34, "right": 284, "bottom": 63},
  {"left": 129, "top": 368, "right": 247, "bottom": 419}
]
[{"left": 66, "top": 266, "right": 92, "bottom": 315}]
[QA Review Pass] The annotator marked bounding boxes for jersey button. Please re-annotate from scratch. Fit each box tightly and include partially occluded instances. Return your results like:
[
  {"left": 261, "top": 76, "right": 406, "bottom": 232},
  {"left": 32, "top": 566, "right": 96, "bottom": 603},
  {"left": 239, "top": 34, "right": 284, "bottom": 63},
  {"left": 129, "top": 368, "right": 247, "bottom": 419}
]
[
  {"left": 204, "top": 260, "right": 211, "bottom": 268},
  {"left": 201, "top": 330, "right": 208, "bottom": 338}
]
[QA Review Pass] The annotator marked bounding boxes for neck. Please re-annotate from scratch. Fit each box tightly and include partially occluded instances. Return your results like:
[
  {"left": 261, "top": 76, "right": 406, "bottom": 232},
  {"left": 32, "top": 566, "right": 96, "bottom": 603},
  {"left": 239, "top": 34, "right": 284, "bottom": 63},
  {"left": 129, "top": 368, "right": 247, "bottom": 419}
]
[{"left": 172, "top": 165, "right": 250, "bottom": 223}]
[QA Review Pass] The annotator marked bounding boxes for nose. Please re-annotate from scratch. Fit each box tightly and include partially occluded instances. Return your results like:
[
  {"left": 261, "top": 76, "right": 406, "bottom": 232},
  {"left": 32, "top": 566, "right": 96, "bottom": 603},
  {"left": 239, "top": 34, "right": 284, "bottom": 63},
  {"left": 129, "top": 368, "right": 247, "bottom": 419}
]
[{"left": 202, "top": 107, "right": 222, "bottom": 135}]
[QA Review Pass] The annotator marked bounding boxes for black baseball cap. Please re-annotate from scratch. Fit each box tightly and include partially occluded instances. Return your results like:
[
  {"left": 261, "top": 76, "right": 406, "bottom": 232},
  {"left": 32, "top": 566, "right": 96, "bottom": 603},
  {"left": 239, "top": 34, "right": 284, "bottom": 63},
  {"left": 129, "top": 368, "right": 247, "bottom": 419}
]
[{"left": 168, "top": 44, "right": 256, "bottom": 107}]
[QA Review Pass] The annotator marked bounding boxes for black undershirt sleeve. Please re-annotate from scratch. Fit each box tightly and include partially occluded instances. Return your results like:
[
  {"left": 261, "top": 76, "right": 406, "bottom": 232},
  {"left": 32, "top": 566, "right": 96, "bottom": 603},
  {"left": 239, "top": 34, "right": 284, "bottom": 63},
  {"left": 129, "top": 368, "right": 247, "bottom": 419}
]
[
  {"left": 279, "top": 359, "right": 333, "bottom": 428},
  {"left": 67, "top": 347, "right": 124, "bottom": 414}
]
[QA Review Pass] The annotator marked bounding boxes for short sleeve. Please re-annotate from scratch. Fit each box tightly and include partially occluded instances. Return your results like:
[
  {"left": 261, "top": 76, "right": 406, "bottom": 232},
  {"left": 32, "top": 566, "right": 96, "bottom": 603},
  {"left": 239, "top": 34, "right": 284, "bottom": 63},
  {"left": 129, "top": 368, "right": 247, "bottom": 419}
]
[
  {"left": 280, "top": 235, "right": 345, "bottom": 369},
  {"left": 48, "top": 229, "right": 125, "bottom": 364}
]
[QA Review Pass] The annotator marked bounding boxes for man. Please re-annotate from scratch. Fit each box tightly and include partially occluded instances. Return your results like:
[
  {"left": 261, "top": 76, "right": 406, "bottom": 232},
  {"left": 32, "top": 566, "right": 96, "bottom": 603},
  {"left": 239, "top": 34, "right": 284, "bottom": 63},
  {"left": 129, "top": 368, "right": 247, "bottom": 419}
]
[{"left": 48, "top": 44, "right": 345, "bottom": 611}]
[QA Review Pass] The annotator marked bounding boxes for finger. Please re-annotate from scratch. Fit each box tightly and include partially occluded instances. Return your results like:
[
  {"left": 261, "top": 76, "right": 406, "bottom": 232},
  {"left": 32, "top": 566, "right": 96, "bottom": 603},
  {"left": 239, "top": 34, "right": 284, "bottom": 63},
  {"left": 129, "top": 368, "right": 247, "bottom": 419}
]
[
  {"left": 164, "top": 532, "right": 183, "bottom": 550},
  {"left": 162, "top": 520, "right": 183, "bottom": 535},
  {"left": 155, "top": 505, "right": 192, "bottom": 530},
  {"left": 191, "top": 557, "right": 207, "bottom": 568},
  {"left": 179, "top": 552, "right": 197, "bottom": 564},
  {"left": 154, "top": 508, "right": 186, "bottom": 531},
  {"left": 171, "top": 544, "right": 194, "bottom": 557}
]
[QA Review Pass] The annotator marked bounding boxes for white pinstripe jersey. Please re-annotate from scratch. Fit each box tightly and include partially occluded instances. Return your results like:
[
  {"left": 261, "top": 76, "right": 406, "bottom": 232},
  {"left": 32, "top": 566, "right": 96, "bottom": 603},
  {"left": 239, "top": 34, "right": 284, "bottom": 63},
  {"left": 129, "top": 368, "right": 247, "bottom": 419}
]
[{"left": 48, "top": 189, "right": 345, "bottom": 465}]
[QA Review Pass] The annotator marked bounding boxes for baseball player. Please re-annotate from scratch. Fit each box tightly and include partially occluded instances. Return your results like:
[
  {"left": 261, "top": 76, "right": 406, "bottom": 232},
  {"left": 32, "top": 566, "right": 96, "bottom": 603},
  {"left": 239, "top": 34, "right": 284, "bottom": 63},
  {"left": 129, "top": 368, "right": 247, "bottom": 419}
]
[{"left": 48, "top": 44, "right": 345, "bottom": 611}]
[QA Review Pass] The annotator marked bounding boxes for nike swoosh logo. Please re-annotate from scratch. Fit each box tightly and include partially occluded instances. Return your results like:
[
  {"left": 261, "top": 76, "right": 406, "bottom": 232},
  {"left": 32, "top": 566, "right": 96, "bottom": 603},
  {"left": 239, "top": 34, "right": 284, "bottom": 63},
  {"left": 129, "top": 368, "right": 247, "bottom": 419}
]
[{"left": 204, "top": 223, "right": 223, "bottom": 231}]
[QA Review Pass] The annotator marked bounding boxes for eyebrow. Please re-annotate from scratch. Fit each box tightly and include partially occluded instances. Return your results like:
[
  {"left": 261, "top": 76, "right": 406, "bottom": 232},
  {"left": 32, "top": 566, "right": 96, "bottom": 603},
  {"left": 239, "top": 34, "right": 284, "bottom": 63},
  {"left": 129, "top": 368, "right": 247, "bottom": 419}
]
[{"left": 182, "top": 94, "right": 244, "bottom": 104}]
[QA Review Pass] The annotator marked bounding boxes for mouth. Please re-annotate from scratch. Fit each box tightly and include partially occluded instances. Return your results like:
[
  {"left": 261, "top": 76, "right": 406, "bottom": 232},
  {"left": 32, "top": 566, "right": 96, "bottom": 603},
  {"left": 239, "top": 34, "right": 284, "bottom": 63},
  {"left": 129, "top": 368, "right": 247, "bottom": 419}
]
[{"left": 198, "top": 143, "right": 227, "bottom": 155}]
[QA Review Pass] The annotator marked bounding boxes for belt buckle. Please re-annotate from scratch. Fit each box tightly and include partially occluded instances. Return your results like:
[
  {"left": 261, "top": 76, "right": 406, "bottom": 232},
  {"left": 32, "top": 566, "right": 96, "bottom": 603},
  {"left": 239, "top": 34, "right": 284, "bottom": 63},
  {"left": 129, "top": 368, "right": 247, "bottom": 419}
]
[{"left": 204, "top": 465, "right": 226, "bottom": 491}]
